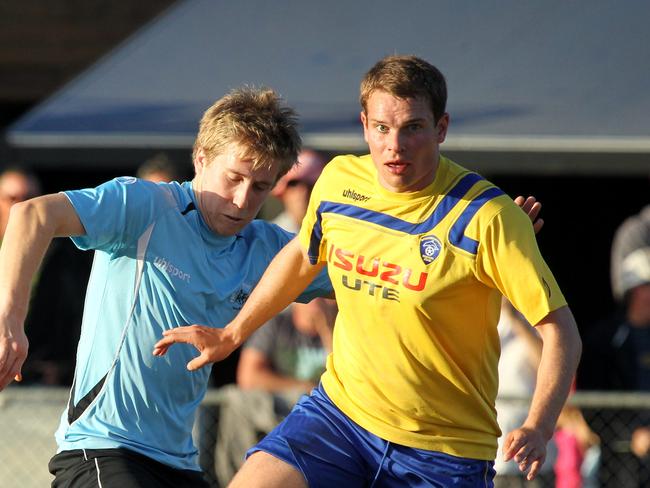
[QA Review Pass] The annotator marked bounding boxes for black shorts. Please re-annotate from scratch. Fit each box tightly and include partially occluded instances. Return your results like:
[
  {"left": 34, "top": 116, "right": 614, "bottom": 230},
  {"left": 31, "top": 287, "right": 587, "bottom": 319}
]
[{"left": 48, "top": 448, "right": 210, "bottom": 488}]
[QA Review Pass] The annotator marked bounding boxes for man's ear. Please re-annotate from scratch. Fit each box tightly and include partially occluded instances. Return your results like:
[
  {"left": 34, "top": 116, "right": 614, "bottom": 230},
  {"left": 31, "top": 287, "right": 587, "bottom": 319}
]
[
  {"left": 360, "top": 111, "right": 369, "bottom": 144},
  {"left": 194, "top": 147, "right": 207, "bottom": 175},
  {"left": 436, "top": 113, "right": 450, "bottom": 143}
]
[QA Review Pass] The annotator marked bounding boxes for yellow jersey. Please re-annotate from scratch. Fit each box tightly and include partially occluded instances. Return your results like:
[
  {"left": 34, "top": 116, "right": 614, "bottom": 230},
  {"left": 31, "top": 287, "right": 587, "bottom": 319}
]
[{"left": 298, "top": 154, "right": 567, "bottom": 460}]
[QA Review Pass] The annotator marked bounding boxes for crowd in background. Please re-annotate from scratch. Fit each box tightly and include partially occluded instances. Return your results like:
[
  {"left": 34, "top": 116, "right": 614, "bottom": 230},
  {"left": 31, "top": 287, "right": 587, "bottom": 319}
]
[{"left": 1, "top": 153, "right": 649, "bottom": 488}]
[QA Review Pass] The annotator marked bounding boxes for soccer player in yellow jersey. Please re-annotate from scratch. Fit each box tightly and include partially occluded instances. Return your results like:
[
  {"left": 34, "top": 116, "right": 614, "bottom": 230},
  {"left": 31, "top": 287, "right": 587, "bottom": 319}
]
[{"left": 155, "top": 56, "right": 582, "bottom": 487}]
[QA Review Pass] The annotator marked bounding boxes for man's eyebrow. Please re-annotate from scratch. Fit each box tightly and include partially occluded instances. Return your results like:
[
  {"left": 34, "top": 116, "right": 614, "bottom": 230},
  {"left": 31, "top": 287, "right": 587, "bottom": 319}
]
[
  {"left": 228, "top": 169, "right": 274, "bottom": 186},
  {"left": 369, "top": 116, "right": 429, "bottom": 125}
]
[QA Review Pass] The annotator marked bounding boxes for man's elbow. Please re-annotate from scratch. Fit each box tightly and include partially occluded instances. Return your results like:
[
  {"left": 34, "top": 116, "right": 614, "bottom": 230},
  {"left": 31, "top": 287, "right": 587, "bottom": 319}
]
[
  {"left": 556, "top": 306, "right": 582, "bottom": 364},
  {"left": 540, "top": 306, "right": 582, "bottom": 358}
]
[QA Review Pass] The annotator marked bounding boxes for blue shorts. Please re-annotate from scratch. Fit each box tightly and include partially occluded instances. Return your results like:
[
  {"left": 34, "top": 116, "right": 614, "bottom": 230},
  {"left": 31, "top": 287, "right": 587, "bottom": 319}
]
[{"left": 247, "top": 383, "right": 495, "bottom": 488}]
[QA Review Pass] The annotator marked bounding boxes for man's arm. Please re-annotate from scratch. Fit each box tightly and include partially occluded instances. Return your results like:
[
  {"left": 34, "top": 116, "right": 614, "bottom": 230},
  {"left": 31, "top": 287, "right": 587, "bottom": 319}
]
[
  {"left": 502, "top": 305, "right": 582, "bottom": 480},
  {"left": 153, "top": 237, "right": 324, "bottom": 370},
  {"left": 0, "top": 194, "right": 85, "bottom": 390}
]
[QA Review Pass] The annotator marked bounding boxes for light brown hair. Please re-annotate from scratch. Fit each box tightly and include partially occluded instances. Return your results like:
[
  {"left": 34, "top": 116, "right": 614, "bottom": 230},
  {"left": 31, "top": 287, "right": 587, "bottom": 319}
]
[
  {"left": 360, "top": 55, "right": 447, "bottom": 123},
  {"left": 193, "top": 87, "right": 301, "bottom": 179}
]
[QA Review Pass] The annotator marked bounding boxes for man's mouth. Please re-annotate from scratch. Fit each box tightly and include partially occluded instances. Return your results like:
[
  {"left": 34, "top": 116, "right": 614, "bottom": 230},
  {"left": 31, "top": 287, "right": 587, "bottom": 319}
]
[
  {"left": 385, "top": 160, "right": 409, "bottom": 175},
  {"left": 224, "top": 214, "right": 243, "bottom": 223}
]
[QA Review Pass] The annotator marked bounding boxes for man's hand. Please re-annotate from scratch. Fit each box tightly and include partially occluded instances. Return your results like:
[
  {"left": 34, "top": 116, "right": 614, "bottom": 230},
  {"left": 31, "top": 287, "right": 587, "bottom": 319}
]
[
  {"left": 502, "top": 426, "right": 548, "bottom": 481},
  {"left": 515, "top": 195, "right": 544, "bottom": 234},
  {"left": 153, "top": 325, "right": 239, "bottom": 371},
  {"left": 0, "top": 323, "right": 28, "bottom": 390}
]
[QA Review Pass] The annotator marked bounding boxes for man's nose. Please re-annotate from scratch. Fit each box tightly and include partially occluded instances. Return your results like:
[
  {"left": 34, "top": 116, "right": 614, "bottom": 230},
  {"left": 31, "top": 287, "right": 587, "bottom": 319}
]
[
  {"left": 387, "top": 130, "right": 406, "bottom": 154},
  {"left": 232, "top": 185, "right": 251, "bottom": 209}
]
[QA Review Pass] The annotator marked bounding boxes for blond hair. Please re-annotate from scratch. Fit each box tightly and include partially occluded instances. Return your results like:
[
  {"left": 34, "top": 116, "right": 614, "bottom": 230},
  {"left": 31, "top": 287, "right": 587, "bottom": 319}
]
[
  {"left": 360, "top": 55, "right": 447, "bottom": 123},
  {"left": 193, "top": 87, "right": 301, "bottom": 179}
]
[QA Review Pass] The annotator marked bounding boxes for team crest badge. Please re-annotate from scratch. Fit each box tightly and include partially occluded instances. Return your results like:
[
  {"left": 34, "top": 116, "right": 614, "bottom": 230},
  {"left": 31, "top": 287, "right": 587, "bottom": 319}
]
[
  {"left": 229, "top": 282, "right": 253, "bottom": 310},
  {"left": 420, "top": 235, "right": 442, "bottom": 264}
]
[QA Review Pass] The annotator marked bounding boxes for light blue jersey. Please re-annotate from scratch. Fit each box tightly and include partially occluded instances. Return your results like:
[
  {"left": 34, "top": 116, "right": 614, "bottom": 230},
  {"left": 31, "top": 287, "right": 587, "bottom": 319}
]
[{"left": 54, "top": 177, "right": 332, "bottom": 471}]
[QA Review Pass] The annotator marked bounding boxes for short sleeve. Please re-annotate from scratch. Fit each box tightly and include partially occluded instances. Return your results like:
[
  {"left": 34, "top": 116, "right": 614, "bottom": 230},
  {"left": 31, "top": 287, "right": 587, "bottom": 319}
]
[
  {"left": 298, "top": 173, "right": 327, "bottom": 265},
  {"left": 475, "top": 203, "right": 567, "bottom": 326},
  {"left": 64, "top": 177, "right": 162, "bottom": 254},
  {"left": 296, "top": 266, "right": 332, "bottom": 303},
  {"left": 251, "top": 219, "right": 333, "bottom": 302}
]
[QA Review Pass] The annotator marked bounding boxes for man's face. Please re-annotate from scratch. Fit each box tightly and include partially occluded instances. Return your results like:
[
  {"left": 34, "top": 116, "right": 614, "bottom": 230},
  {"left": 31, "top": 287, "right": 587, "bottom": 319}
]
[
  {"left": 361, "top": 90, "right": 448, "bottom": 193},
  {"left": 0, "top": 172, "right": 37, "bottom": 205},
  {"left": 193, "top": 144, "right": 279, "bottom": 236},
  {"left": 0, "top": 172, "right": 39, "bottom": 233}
]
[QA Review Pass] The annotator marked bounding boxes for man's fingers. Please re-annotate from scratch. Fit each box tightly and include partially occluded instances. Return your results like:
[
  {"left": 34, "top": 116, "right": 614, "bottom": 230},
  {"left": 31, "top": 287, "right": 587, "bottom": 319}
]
[
  {"left": 514, "top": 196, "right": 544, "bottom": 231},
  {"left": 153, "top": 326, "right": 206, "bottom": 356},
  {"left": 516, "top": 446, "right": 544, "bottom": 475},
  {"left": 187, "top": 352, "right": 210, "bottom": 371},
  {"left": 153, "top": 336, "right": 177, "bottom": 350},
  {"left": 0, "top": 357, "right": 21, "bottom": 390},
  {"left": 514, "top": 445, "right": 533, "bottom": 464},
  {"left": 0, "top": 345, "right": 11, "bottom": 380},
  {"left": 527, "top": 459, "right": 542, "bottom": 480},
  {"left": 152, "top": 343, "right": 170, "bottom": 356},
  {"left": 502, "top": 433, "right": 516, "bottom": 461},
  {"left": 503, "top": 442, "right": 521, "bottom": 462},
  {"left": 526, "top": 201, "right": 541, "bottom": 220},
  {"left": 152, "top": 333, "right": 193, "bottom": 357},
  {"left": 162, "top": 325, "right": 198, "bottom": 337},
  {"left": 159, "top": 328, "right": 198, "bottom": 344}
]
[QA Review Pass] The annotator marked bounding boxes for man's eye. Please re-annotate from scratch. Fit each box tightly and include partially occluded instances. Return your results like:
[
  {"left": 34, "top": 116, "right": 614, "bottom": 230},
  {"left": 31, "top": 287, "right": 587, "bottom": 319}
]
[{"left": 376, "top": 125, "right": 388, "bottom": 133}]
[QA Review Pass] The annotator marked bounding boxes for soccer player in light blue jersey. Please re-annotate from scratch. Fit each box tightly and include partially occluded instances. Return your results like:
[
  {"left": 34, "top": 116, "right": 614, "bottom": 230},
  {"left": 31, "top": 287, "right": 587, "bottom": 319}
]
[{"left": 0, "top": 87, "right": 333, "bottom": 487}]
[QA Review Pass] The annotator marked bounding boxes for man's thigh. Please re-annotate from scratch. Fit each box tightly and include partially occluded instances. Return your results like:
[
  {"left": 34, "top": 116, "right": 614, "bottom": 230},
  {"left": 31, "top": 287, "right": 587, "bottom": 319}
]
[
  {"left": 244, "top": 384, "right": 495, "bottom": 488},
  {"left": 49, "top": 449, "right": 209, "bottom": 488}
]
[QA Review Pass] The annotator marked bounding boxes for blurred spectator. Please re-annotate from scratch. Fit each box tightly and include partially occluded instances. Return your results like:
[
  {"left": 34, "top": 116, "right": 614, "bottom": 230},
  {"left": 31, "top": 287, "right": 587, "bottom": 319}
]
[
  {"left": 0, "top": 167, "right": 41, "bottom": 241},
  {"left": 269, "top": 148, "right": 327, "bottom": 233},
  {"left": 495, "top": 298, "right": 557, "bottom": 488},
  {"left": 237, "top": 297, "right": 334, "bottom": 393},
  {"left": 581, "top": 205, "right": 650, "bottom": 487},
  {"left": 582, "top": 246, "right": 650, "bottom": 391},
  {"left": 198, "top": 149, "right": 335, "bottom": 486},
  {"left": 554, "top": 403, "right": 600, "bottom": 488},
  {"left": 137, "top": 152, "right": 181, "bottom": 183},
  {"left": 496, "top": 299, "right": 599, "bottom": 488},
  {"left": 611, "top": 205, "right": 650, "bottom": 303}
]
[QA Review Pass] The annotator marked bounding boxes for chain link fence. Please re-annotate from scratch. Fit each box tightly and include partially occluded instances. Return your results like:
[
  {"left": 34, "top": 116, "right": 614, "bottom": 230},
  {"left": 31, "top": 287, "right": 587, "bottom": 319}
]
[{"left": 2, "top": 387, "right": 650, "bottom": 488}]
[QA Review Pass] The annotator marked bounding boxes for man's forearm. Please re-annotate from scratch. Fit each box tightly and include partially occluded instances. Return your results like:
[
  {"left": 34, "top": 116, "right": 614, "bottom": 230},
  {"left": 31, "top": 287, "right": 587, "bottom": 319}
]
[{"left": 524, "top": 306, "right": 582, "bottom": 440}]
